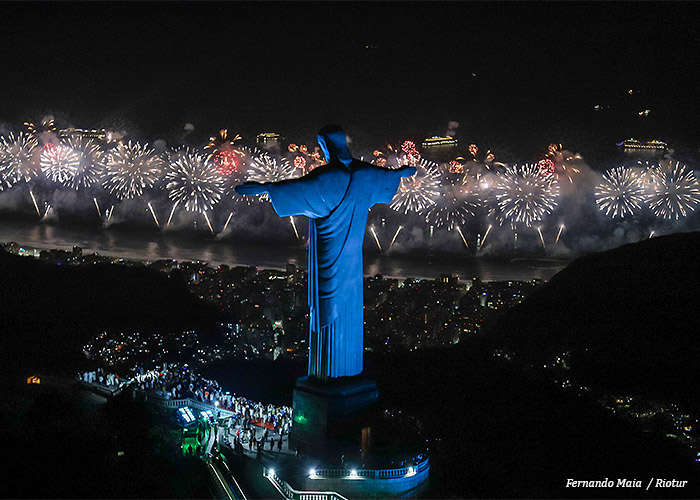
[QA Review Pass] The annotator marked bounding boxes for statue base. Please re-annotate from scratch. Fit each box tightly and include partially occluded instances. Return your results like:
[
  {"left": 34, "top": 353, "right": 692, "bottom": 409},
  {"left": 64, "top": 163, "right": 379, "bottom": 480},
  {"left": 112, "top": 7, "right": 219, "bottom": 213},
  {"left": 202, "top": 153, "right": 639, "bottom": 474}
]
[{"left": 289, "top": 375, "right": 378, "bottom": 459}]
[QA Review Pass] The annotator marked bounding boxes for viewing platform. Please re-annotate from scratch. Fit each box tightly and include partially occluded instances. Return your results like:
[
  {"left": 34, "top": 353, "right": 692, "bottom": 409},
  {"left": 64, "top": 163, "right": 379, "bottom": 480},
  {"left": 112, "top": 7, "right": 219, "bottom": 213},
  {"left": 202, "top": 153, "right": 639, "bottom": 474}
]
[{"left": 144, "top": 391, "right": 430, "bottom": 498}]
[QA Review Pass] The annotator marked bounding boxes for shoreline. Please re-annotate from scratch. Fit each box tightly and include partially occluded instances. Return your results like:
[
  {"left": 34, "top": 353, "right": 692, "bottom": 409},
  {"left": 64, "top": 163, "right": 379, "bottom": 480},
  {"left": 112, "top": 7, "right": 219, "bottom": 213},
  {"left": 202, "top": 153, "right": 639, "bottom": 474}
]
[{"left": 0, "top": 217, "right": 569, "bottom": 281}]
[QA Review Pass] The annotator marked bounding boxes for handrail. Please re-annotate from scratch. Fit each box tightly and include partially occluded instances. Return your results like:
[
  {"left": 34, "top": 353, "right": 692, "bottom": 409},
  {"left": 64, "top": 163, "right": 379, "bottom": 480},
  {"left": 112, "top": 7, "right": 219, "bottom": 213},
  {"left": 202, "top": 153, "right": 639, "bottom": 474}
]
[
  {"left": 148, "top": 394, "right": 237, "bottom": 418},
  {"left": 310, "top": 457, "right": 429, "bottom": 480},
  {"left": 265, "top": 469, "right": 348, "bottom": 500},
  {"left": 208, "top": 461, "right": 236, "bottom": 500},
  {"left": 78, "top": 380, "right": 124, "bottom": 397}
]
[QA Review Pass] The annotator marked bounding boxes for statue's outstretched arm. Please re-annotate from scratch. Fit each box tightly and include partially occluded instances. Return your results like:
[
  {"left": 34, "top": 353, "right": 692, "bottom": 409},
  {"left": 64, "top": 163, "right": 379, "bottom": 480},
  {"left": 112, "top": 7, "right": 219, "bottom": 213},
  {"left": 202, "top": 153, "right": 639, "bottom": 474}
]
[
  {"left": 235, "top": 172, "right": 317, "bottom": 196},
  {"left": 237, "top": 170, "right": 338, "bottom": 218},
  {"left": 398, "top": 165, "right": 417, "bottom": 177},
  {"left": 235, "top": 181, "right": 268, "bottom": 196}
]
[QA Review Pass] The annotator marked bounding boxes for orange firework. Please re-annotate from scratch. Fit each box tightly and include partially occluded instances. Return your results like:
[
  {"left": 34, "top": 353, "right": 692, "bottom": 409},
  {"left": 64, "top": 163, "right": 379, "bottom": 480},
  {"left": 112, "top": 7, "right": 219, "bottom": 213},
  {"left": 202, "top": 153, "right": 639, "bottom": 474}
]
[
  {"left": 448, "top": 160, "right": 464, "bottom": 173},
  {"left": 205, "top": 129, "right": 242, "bottom": 152}
]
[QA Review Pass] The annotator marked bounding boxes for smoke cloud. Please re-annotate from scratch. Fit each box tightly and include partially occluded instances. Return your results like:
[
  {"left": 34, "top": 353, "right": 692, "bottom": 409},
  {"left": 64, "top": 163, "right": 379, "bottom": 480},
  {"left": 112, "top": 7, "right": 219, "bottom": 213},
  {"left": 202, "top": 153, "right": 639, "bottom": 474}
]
[
  {"left": 1, "top": 119, "right": 698, "bottom": 262},
  {"left": 446, "top": 121, "right": 459, "bottom": 137}
]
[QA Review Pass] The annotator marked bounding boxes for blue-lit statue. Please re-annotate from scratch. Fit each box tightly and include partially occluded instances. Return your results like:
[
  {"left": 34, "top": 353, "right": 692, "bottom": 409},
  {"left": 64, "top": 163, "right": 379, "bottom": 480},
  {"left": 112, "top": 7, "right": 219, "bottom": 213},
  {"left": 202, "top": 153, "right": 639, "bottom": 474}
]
[{"left": 237, "top": 125, "right": 415, "bottom": 380}]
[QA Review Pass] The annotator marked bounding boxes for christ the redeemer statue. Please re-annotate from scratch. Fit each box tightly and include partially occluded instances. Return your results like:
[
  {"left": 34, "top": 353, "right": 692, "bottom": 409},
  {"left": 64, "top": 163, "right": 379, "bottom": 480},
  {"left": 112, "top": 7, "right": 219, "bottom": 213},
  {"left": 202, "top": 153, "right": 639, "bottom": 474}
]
[{"left": 236, "top": 125, "right": 415, "bottom": 381}]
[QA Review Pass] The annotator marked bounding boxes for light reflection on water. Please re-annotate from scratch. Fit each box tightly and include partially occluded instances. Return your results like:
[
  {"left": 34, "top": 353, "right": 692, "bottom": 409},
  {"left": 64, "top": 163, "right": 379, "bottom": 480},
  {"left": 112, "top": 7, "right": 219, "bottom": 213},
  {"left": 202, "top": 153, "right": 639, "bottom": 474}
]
[{"left": 0, "top": 219, "right": 567, "bottom": 281}]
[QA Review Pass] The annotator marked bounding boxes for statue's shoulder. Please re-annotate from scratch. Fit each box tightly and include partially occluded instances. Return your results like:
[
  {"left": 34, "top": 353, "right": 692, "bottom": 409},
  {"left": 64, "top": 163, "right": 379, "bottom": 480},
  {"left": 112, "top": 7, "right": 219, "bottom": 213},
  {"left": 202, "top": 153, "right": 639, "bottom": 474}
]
[
  {"left": 351, "top": 160, "right": 378, "bottom": 171},
  {"left": 296, "top": 163, "right": 342, "bottom": 180},
  {"left": 301, "top": 163, "right": 351, "bottom": 193},
  {"left": 351, "top": 160, "right": 394, "bottom": 179}
]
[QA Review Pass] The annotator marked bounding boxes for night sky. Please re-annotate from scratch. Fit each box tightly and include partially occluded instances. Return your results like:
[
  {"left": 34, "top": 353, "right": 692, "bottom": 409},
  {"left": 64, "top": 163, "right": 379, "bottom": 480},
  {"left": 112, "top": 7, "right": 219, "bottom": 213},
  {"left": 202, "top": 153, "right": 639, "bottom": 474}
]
[{"left": 1, "top": 1, "right": 699, "bottom": 155}]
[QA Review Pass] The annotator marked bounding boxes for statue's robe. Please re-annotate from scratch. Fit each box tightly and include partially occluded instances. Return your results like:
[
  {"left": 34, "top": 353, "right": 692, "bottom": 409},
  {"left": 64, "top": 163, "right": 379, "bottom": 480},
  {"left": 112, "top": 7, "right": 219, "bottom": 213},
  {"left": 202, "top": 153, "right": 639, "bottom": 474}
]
[{"left": 267, "top": 161, "right": 404, "bottom": 379}]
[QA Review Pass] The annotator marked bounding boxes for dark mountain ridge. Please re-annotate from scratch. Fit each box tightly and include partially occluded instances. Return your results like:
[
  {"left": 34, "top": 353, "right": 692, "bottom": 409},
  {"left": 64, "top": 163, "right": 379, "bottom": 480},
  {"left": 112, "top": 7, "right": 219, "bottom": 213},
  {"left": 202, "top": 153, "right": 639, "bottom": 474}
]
[
  {"left": 489, "top": 231, "right": 700, "bottom": 406},
  {"left": 0, "top": 248, "right": 219, "bottom": 377}
]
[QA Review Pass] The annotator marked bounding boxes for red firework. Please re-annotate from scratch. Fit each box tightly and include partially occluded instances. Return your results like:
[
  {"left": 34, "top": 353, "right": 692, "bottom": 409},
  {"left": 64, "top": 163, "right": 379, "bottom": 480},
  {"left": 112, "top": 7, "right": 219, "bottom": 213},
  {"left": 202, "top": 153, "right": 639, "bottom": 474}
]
[
  {"left": 213, "top": 150, "right": 241, "bottom": 176},
  {"left": 293, "top": 155, "right": 307, "bottom": 170},
  {"left": 448, "top": 160, "right": 464, "bottom": 173},
  {"left": 401, "top": 140, "right": 421, "bottom": 163},
  {"left": 537, "top": 158, "right": 555, "bottom": 176}
]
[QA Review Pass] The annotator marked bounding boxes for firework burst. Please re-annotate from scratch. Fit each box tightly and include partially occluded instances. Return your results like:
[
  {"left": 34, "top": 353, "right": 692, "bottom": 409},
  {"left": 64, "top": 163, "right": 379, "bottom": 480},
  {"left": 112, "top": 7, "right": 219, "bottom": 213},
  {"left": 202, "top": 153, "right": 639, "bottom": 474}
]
[
  {"left": 537, "top": 158, "right": 555, "bottom": 177},
  {"left": 25, "top": 116, "right": 56, "bottom": 135},
  {"left": 448, "top": 159, "right": 464, "bottom": 174},
  {"left": 212, "top": 150, "right": 243, "bottom": 177},
  {"left": 425, "top": 170, "right": 480, "bottom": 230},
  {"left": 490, "top": 163, "right": 559, "bottom": 228},
  {"left": 636, "top": 160, "right": 658, "bottom": 189},
  {"left": 206, "top": 129, "right": 244, "bottom": 177},
  {"left": 205, "top": 129, "right": 242, "bottom": 153},
  {"left": 400, "top": 140, "right": 421, "bottom": 165},
  {"left": 594, "top": 166, "right": 645, "bottom": 218},
  {"left": 542, "top": 143, "right": 581, "bottom": 183},
  {"left": 646, "top": 161, "right": 700, "bottom": 220},
  {"left": 0, "top": 132, "right": 40, "bottom": 187},
  {"left": 103, "top": 141, "right": 163, "bottom": 200},
  {"left": 372, "top": 144, "right": 400, "bottom": 169},
  {"left": 246, "top": 152, "right": 297, "bottom": 203},
  {"left": 226, "top": 147, "right": 266, "bottom": 205},
  {"left": 390, "top": 159, "right": 441, "bottom": 214},
  {"left": 247, "top": 152, "right": 297, "bottom": 184},
  {"left": 463, "top": 144, "right": 505, "bottom": 183},
  {"left": 165, "top": 150, "right": 224, "bottom": 213},
  {"left": 62, "top": 137, "right": 105, "bottom": 189},
  {"left": 40, "top": 144, "right": 80, "bottom": 185},
  {"left": 293, "top": 155, "right": 307, "bottom": 171}
]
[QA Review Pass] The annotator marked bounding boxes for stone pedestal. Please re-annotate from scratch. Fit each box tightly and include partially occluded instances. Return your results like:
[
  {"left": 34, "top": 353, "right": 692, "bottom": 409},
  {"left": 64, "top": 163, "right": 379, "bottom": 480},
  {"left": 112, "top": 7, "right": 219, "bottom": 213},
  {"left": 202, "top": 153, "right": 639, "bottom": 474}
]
[{"left": 290, "top": 375, "right": 378, "bottom": 459}]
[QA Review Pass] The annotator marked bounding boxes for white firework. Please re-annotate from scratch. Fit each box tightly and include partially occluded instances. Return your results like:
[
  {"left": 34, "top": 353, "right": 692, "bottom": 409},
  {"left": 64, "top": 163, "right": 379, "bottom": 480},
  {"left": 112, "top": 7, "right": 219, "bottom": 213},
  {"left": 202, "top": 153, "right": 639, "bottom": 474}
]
[
  {"left": 0, "top": 132, "right": 40, "bottom": 188},
  {"left": 225, "top": 146, "right": 266, "bottom": 205},
  {"left": 103, "top": 141, "right": 163, "bottom": 200},
  {"left": 246, "top": 152, "right": 297, "bottom": 202},
  {"left": 165, "top": 150, "right": 224, "bottom": 213},
  {"left": 424, "top": 170, "right": 481, "bottom": 230},
  {"left": 595, "top": 166, "right": 645, "bottom": 218},
  {"left": 63, "top": 137, "right": 105, "bottom": 189},
  {"left": 646, "top": 160, "right": 700, "bottom": 220},
  {"left": 247, "top": 152, "right": 297, "bottom": 183},
  {"left": 163, "top": 146, "right": 190, "bottom": 165},
  {"left": 40, "top": 144, "right": 80, "bottom": 185},
  {"left": 390, "top": 159, "right": 441, "bottom": 214},
  {"left": 490, "top": 163, "right": 559, "bottom": 228}
]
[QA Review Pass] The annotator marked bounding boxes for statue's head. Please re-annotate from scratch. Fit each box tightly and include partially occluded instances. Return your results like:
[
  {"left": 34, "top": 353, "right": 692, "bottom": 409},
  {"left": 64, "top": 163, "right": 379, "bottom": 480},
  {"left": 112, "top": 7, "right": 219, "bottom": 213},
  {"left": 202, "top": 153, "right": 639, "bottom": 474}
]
[{"left": 317, "top": 124, "right": 352, "bottom": 168}]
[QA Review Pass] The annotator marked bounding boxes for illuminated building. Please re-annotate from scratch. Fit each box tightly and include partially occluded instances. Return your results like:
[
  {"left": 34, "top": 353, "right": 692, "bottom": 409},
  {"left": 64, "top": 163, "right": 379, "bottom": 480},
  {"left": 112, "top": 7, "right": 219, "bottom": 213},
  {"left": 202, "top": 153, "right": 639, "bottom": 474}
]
[
  {"left": 256, "top": 132, "right": 282, "bottom": 144},
  {"left": 421, "top": 136, "right": 458, "bottom": 148},
  {"left": 58, "top": 128, "right": 114, "bottom": 142},
  {"left": 617, "top": 138, "right": 668, "bottom": 151}
]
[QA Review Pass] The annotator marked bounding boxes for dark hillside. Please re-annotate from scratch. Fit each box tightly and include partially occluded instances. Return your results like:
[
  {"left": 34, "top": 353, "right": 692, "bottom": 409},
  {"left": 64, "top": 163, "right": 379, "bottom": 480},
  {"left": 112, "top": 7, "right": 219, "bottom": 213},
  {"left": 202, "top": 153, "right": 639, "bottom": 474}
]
[
  {"left": 489, "top": 231, "right": 700, "bottom": 406},
  {"left": 0, "top": 249, "right": 219, "bottom": 377}
]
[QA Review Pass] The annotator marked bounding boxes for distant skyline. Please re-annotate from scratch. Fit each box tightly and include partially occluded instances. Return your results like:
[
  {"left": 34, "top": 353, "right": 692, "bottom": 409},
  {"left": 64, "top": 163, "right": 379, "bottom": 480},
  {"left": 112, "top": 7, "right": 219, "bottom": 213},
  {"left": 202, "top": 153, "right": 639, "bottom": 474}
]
[{"left": 1, "top": 2, "right": 699, "bottom": 154}]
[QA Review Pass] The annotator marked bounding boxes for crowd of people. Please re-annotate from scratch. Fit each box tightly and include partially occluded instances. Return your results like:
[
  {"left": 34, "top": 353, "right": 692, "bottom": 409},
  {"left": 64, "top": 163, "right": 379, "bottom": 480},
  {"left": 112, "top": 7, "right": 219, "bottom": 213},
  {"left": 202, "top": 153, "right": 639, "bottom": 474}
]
[
  {"left": 78, "top": 362, "right": 296, "bottom": 454},
  {"left": 133, "top": 363, "right": 293, "bottom": 438},
  {"left": 78, "top": 368, "right": 122, "bottom": 388}
]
